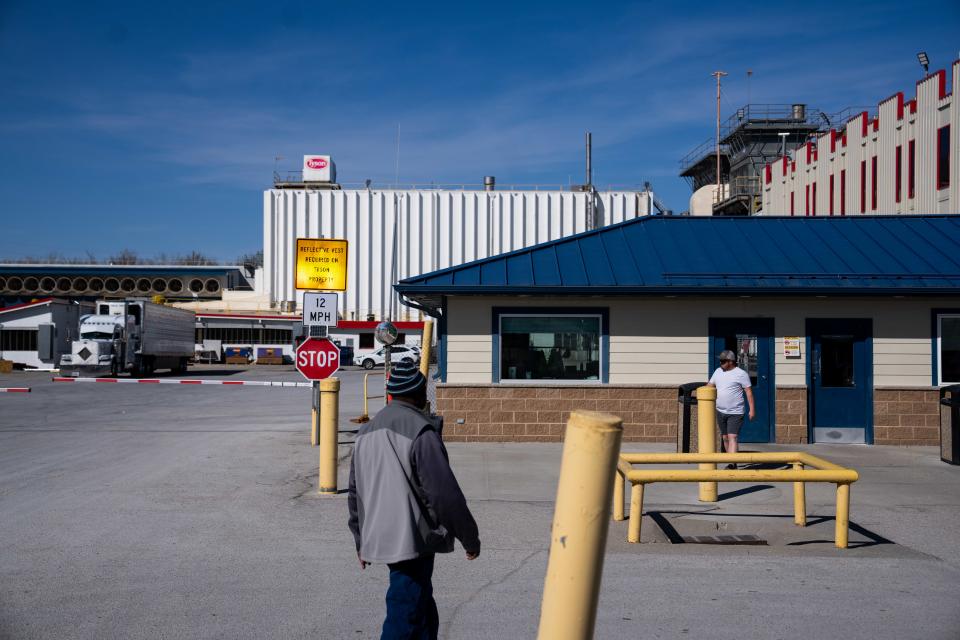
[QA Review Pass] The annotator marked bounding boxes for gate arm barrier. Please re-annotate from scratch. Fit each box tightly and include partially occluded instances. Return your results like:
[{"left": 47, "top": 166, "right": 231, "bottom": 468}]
[{"left": 614, "top": 451, "right": 859, "bottom": 548}]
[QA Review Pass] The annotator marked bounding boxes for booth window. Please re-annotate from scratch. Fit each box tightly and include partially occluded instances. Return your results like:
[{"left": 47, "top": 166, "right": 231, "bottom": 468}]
[
  {"left": 495, "top": 311, "right": 606, "bottom": 383},
  {"left": 937, "top": 313, "right": 960, "bottom": 384}
]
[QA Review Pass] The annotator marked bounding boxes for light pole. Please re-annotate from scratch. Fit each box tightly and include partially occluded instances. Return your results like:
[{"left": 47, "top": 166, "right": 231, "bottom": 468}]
[
  {"left": 778, "top": 132, "right": 790, "bottom": 158},
  {"left": 712, "top": 71, "right": 728, "bottom": 205}
]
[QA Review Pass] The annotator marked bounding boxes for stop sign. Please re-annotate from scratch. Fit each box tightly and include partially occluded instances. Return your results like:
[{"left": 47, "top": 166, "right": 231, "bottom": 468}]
[{"left": 296, "top": 338, "right": 340, "bottom": 380}]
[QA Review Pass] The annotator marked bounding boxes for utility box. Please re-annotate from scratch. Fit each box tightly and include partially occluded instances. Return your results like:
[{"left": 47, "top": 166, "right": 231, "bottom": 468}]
[
  {"left": 677, "top": 382, "right": 707, "bottom": 453},
  {"left": 37, "top": 323, "right": 55, "bottom": 361},
  {"left": 940, "top": 385, "right": 960, "bottom": 465}
]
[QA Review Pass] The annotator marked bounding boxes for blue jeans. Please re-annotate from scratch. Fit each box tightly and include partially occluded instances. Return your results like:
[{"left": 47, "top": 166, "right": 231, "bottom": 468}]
[{"left": 382, "top": 554, "right": 438, "bottom": 640}]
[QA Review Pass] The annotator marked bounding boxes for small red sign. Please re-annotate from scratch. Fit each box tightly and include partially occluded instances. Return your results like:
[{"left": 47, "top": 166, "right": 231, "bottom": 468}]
[
  {"left": 295, "top": 338, "right": 340, "bottom": 380},
  {"left": 306, "top": 158, "right": 328, "bottom": 170}
]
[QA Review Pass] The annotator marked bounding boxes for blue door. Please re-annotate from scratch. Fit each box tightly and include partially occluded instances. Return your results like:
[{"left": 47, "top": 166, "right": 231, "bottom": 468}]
[
  {"left": 709, "top": 318, "right": 775, "bottom": 443},
  {"left": 808, "top": 319, "right": 873, "bottom": 444}
]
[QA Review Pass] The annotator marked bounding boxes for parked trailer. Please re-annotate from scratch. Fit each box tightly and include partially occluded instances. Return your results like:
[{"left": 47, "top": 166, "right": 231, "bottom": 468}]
[{"left": 60, "top": 299, "right": 195, "bottom": 377}]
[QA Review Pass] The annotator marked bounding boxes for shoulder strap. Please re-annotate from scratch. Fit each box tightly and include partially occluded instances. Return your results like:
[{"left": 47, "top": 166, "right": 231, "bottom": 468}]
[{"left": 385, "top": 428, "right": 438, "bottom": 530}]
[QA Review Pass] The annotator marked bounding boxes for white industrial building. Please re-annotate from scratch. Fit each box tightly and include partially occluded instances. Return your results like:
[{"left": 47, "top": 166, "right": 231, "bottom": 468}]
[
  {"left": 762, "top": 61, "right": 959, "bottom": 215},
  {"left": 0, "top": 298, "right": 93, "bottom": 369},
  {"left": 263, "top": 185, "right": 655, "bottom": 322}
]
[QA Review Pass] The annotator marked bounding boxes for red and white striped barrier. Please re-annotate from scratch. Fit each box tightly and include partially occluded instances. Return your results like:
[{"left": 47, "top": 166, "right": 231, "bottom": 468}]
[
  {"left": 0, "top": 387, "right": 31, "bottom": 393},
  {"left": 52, "top": 377, "right": 310, "bottom": 388}
]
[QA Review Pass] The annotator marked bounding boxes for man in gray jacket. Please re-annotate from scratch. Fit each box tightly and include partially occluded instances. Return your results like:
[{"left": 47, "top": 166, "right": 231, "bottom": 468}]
[{"left": 348, "top": 359, "right": 480, "bottom": 639}]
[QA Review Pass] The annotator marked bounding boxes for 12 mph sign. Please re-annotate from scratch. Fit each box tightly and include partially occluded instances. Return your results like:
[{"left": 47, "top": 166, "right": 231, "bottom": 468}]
[{"left": 296, "top": 338, "right": 340, "bottom": 380}]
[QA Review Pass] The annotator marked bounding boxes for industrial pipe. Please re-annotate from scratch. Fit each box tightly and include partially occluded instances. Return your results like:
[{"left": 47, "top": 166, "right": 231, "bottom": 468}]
[
  {"left": 318, "top": 377, "right": 340, "bottom": 495},
  {"left": 152, "top": 278, "right": 167, "bottom": 293},
  {"left": 204, "top": 278, "right": 220, "bottom": 293},
  {"left": 40, "top": 277, "right": 56, "bottom": 293},
  {"left": 537, "top": 410, "right": 622, "bottom": 640},
  {"left": 88, "top": 277, "right": 104, "bottom": 292},
  {"left": 6, "top": 277, "right": 22, "bottom": 291},
  {"left": 120, "top": 278, "right": 136, "bottom": 292},
  {"left": 55, "top": 277, "right": 71, "bottom": 292},
  {"left": 23, "top": 276, "right": 38, "bottom": 292},
  {"left": 188, "top": 278, "right": 204, "bottom": 293},
  {"left": 72, "top": 277, "right": 88, "bottom": 292},
  {"left": 696, "top": 385, "right": 718, "bottom": 502},
  {"left": 0, "top": 277, "right": 6, "bottom": 291},
  {"left": 167, "top": 278, "right": 184, "bottom": 293},
  {"left": 136, "top": 278, "right": 151, "bottom": 293}
]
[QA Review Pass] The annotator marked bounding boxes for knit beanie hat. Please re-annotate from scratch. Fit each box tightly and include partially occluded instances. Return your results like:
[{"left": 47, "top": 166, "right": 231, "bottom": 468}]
[{"left": 386, "top": 359, "right": 426, "bottom": 396}]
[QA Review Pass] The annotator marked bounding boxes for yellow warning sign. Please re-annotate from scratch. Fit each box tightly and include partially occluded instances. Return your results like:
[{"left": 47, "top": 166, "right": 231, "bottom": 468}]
[{"left": 295, "top": 238, "right": 348, "bottom": 291}]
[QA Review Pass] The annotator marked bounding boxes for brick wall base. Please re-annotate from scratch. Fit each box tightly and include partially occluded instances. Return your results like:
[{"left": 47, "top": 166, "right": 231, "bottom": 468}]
[
  {"left": 435, "top": 384, "right": 942, "bottom": 446},
  {"left": 874, "top": 388, "right": 941, "bottom": 446},
  {"left": 775, "top": 387, "right": 808, "bottom": 444},
  {"left": 435, "top": 385, "right": 677, "bottom": 443}
]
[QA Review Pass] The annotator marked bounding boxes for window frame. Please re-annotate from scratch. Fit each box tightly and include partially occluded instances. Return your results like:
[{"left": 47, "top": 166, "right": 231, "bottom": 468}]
[
  {"left": 492, "top": 307, "right": 609, "bottom": 384},
  {"left": 933, "top": 310, "right": 960, "bottom": 385}
]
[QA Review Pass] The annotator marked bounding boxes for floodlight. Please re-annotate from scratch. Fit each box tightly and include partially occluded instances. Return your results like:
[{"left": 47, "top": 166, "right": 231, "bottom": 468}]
[{"left": 917, "top": 52, "right": 929, "bottom": 73}]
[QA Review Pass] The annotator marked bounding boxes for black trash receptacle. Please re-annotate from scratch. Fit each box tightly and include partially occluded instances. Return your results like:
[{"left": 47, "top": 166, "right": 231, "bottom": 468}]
[
  {"left": 940, "top": 385, "right": 960, "bottom": 465},
  {"left": 677, "top": 382, "right": 707, "bottom": 453}
]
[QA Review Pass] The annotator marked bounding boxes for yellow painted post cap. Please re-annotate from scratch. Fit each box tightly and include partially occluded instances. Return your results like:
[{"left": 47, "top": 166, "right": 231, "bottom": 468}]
[{"left": 320, "top": 377, "right": 340, "bottom": 391}]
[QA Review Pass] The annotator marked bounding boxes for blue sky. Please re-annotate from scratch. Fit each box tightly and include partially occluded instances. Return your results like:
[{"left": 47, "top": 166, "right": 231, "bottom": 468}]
[{"left": 1, "top": 1, "right": 958, "bottom": 262}]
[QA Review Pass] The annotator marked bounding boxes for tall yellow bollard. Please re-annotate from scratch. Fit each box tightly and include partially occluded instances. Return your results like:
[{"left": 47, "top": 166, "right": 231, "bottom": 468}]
[
  {"left": 419, "top": 319, "right": 433, "bottom": 379},
  {"left": 318, "top": 377, "right": 340, "bottom": 495},
  {"left": 696, "top": 386, "right": 718, "bottom": 502},
  {"left": 537, "top": 411, "right": 623, "bottom": 640},
  {"left": 835, "top": 483, "right": 850, "bottom": 548},
  {"left": 792, "top": 462, "right": 807, "bottom": 526}
]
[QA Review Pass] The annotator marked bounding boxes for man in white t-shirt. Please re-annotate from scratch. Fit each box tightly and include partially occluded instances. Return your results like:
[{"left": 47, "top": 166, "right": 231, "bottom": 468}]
[{"left": 707, "top": 349, "right": 755, "bottom": 469}]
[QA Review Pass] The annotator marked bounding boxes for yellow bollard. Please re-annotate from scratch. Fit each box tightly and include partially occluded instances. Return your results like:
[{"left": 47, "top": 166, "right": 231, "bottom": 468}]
[
  {"left": 627, "top": 483, "right": 644, "bottom": 543},
  {"left": 793, "top": 462, "right": 806, "bottom": 526},
  {"left": 696, "top": 386, "right": 718, "bottom": 502},
  {"left": 835, "top": 483, "right": 850, "bottom": 548},
  {"left": 537, "top": 411, "right": 623, "bottom": 640},
  {"left": 419, "top": 319, "right": 433, "bottom": 379},
  {"left": 612, "top": 469, "right": 625, "bottom": 522},
  {"left": 318, "top": 377, "right": 340, "bottom": 495}
]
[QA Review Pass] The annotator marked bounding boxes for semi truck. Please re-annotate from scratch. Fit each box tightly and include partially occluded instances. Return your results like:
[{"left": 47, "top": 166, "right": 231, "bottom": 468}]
[{"left": 60, "top": 299, "right": 195, "bottom": 377}]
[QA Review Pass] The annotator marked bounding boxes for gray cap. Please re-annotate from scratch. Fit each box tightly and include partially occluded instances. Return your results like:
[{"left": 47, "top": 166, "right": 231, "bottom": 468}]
[{"left": 718, "top": 350, "right": 737, "bottom": 362}]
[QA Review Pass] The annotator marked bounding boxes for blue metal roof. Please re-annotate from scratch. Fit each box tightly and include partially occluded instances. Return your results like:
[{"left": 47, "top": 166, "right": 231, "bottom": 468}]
[{"left": 396, "top": 215, "right": 960, "bottom": 304}]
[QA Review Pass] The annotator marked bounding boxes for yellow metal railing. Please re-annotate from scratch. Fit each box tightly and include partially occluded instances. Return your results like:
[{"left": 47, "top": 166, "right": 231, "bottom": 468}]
[
  {"left": 613, "top": 451, "right": 859, "bottom": 548},
  {"left": 350, "top": 372, "right": 385, "bottom": 424}
]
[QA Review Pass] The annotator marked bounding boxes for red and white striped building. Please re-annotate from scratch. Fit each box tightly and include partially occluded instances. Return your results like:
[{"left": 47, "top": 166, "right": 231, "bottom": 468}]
[{"left": 762, "top": 61, "right": 959, "bottom": 216}]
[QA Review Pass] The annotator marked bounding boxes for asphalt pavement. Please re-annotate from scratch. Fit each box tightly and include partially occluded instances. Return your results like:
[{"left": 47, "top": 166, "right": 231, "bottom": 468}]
[{"left": 1, "top": 366, "right": 959, "bottom": 639}]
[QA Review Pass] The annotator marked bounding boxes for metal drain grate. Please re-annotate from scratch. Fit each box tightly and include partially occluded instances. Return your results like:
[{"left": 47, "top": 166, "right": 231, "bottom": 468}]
[{"left": 681, "top": 534, "right": 767, "bottom": 545}]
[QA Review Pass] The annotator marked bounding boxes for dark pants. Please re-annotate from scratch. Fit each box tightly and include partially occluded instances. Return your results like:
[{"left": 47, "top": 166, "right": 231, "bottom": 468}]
[{"left": 382, "top": 554, "right": 438, "bottom": 640}]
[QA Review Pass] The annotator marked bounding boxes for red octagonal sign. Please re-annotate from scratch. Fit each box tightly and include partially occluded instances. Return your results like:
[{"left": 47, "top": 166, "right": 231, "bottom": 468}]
[{"left": 296, "top": 338, "right": 340, "bottom": 380}]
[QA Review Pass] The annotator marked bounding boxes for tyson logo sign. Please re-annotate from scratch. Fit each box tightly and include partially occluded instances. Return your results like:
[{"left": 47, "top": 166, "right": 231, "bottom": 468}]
[{"left": 306, "top": 158, "right": 329, "bottom": 170}]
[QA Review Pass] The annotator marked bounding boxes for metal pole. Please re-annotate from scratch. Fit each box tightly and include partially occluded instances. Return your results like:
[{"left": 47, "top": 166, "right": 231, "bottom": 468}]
[
  {"left": 537, "top": 410, "right": 622, "bottom": 640},
  {"left": 712, "top": 71, "right": 727, "bottom": 205},
  {"left": 419, "top": 320, "right": 433, "bottom": 379},
  {"left": 318, "top": 377, "right": 340, "bottom": 495},
  {"left": 627, "top": 483, "right": 644, "bottom": 543},
  {"left": 696, "top": 386, "right": 718, "bottom": 502},
  {"left": 585, "top": 132, "right": 594, "bottom": 229},
  {"left": 835, "top": 483, "right": 850, "bottom": 548},
  {"left": 311, "top": 381, "right": 319, "bottom": 446},
  {"left": 612, "top": 468, "right": 625, "bottom": 522},
  {"left": 793, "top": 462, "right": 807, "bottom": 526}
]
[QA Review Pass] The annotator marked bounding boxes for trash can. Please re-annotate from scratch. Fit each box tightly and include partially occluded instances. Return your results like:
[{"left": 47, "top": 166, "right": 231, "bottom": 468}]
[
  {"left": 677, "top": 382, "right": 707, "bottom": 453},
  {"left": 940, "top": 384, "right": 960, "bottom": 465}
]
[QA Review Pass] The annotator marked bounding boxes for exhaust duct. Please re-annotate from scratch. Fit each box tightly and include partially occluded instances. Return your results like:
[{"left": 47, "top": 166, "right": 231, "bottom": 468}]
[
  {"left": 72, "top": 277, "right": 88, "bottom": 292},
  {"left": 40, "top": 277, "right": 56, "bottom": 293},
  {"left": 120, "top": 278, "right": 136, "bottom": 292},
  {"left": 152, "top": 278, "right": 167, "bottom": 293},
  {"left": 136, "top": 278, "right": 151, "bottom": 293},
  {"left": 88, "top": 278, "right": 104, "bottom": 292}
]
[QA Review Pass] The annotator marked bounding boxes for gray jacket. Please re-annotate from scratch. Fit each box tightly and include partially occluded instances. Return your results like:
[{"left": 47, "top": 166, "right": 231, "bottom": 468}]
[{"left": 347, "top": 402, "right": 480, "bottom": 564}]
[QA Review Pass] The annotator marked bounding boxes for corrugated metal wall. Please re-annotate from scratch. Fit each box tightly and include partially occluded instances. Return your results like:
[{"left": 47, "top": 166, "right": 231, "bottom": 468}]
[
  {"left": 264, "top": 189, "right": 651, "bottom": 319},
  {"left": 762, "top": 61, "right": 959, "bottom": 215}
]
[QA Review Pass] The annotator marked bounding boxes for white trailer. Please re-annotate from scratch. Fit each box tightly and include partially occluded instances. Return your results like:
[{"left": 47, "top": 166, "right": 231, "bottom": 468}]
[{"left": 60, "top": 299, "right": 195, "bottom": 377}]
